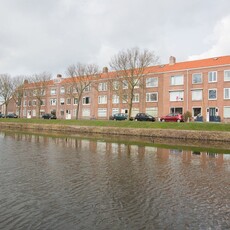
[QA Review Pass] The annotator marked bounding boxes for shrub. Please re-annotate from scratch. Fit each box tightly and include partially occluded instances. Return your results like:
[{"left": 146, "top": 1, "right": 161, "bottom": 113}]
[{"left": 183, "top": 111, "right": 192, "bottom": 122}]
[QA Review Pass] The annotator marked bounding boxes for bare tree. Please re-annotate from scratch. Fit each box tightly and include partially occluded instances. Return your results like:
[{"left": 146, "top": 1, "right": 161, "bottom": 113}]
[
  {"left": 66, "top": 63, "right": 100, "bottom": 119},
  {"left": 30, "top": 72, "right": 52, "bottom": 118},
  {"left": 12, "top": 75, "right": 27, "bottom": 118},
  {"left": 0, "top": 74, "right": 14, "bottom": 116},
  {"left": 109, "top": 47, "right": 159, "bottom": 119}
]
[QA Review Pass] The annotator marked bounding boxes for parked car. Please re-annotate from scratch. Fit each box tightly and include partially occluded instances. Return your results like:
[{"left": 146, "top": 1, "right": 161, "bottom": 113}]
[
  {"left": 0, "top": 113, "right": 5, "bottom": 118},
  {"left": 160, "top": 113, "right": 184, "bottom": 122},
  {"left": 134, "top": 113, "right": 156, "bottom": 122},
  {"left": 42, "top": 113, "right": 57, "bottom": 119},
  {"left": 6, "top": 113, "right": 18, "bottom": 118},
  {"left": 110, "top": 113, "right": 128, "bottom": 121}
]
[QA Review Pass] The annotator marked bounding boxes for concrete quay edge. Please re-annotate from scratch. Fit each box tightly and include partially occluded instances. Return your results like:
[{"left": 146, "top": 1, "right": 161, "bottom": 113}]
[{"left": 0, "top": 122, "right": 230, "bottom": 142}]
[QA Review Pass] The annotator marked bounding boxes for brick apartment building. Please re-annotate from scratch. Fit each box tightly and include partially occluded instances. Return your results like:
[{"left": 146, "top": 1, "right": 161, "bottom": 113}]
[{"left": 8, "top": 55, "right": 230, "bottom": 122}]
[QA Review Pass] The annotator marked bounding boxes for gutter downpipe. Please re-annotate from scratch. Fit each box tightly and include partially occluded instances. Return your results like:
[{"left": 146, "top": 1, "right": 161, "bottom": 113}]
[{"left": 186, "top": 69, "right": 189, "bottom": 113}]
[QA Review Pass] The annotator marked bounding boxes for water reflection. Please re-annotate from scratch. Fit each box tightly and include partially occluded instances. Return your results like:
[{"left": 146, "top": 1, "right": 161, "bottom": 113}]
[{"left": 0, "top": 131, "right": 229, "bottom": 230}]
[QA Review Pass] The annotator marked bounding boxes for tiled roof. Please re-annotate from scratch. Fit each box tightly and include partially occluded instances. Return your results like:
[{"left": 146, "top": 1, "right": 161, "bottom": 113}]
[{"left": 146, "top": 55, "right": 230, "bottom": 74}]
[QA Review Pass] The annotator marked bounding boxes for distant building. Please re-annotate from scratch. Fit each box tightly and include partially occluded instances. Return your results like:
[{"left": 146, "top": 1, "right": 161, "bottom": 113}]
[{"left": 12, "top": 55, "right": 230, "bottom": 122}]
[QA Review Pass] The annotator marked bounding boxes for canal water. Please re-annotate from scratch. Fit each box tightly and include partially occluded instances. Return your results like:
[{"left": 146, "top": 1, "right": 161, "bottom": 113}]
[{"left": 0, "top": 131, "right": 229, "bottom": 230}]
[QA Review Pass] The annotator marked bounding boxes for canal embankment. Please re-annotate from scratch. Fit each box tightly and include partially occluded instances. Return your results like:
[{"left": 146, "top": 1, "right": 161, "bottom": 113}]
[{"left": 0, "top": 122, "right": 230, "bottom": 142}]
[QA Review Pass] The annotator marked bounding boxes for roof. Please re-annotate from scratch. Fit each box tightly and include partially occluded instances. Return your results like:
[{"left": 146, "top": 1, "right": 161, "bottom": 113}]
[{"left": 146, "top": 55, "right": 230, "bottom": 74}]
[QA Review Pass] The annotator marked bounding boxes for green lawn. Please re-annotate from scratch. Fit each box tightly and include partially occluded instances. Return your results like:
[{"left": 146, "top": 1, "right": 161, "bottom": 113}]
[{"left": 1, "top": 118, "right": 230, "bottom": 132}]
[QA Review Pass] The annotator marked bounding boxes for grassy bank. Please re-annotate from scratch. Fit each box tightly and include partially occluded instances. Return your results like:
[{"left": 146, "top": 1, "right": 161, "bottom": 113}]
[{"left": 0, "top": 118, "right": 230, "bottom": 132}]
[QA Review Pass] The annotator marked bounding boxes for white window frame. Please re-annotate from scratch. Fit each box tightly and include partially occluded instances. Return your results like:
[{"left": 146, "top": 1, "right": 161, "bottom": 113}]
[
  {"left": 84, "top": 84, "right": 91, "bottom": 92},
  {"left": 112, "top": 108, "right": 119, "bottom": 115},
  {"left": 66, "top": 98, "right": 71, "bottom": 105},
  {"left": 123, "top": 80, "right": 128, "bottom": 89},
  {"left": 132, "top": 93, "right": 139, "bottom": 103},
  {"left": 224, "top": 70, "right": 230, "bottom": 81},
  {"left": 133, "top": 79, "right": 139, "bottom": 89},
  {"left": 50, "top": 88, "right": 57, "bottom": 95},
  {"left": 169, "top": 91, "right": 184, "bottom": 101},
  {"left": 60, "top": 98, "right": 65, "bottom": 105},
  {"left": 98, "top": 82, "right": 108, "bottom": 91},
  {"left": 146, "top": 77, "right": 158, "bottom": 87},
  {"left": 60, "top": 87, "right": 65, "bottom": 94},
  {"left": 73, "top": 98, "right": 78, "bottom": 105},
  {"left": 146, "top": 92, "right": 158, "bottom": 102},
  {"left": 208, "top": 89, "right": 217, "bottom": 100},
  {"left": 208, "top": 71, "right": 217, "bottom": 83},
  {"left": 113, "top": 81, "right": 119, "bottom": 90},
  {"left": 98, "top": 95, "right": 107, "bottom": 104},
  {"left": 224, "top": 88, "right": 230, "bottom": 99},
  {"left": 98, "top": 108, "right": 107, "bottom": 117},
  {"left": 192, "top": 73, "right": 202, "bottom": 84},
  {"left": 192, "top": 89, "right": 203, "bottom": 101},
  {"left": 223, "top": 106, "right": 230, "bottom": 118},
  {"left": 112, "top": 95, "right": 119, "bottom": 104},
  {"left": 82, "top": 97, "right": 90, "bottom": 105},
  {"left": 50, "top": 98, "right": 57, "bottom": 106},
  {"left": 170, "top": 75, "right": 184, "bottom": 86}
]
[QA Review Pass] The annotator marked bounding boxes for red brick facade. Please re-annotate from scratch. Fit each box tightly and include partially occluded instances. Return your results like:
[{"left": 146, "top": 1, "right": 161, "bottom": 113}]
[{"left": 13, "top": 55, "right": 230, "bottom": 122}]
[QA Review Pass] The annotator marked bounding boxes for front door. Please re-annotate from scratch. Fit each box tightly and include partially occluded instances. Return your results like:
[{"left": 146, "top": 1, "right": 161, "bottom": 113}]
[{"left": 209, "top": 107, "right": 216, "bottom": 122}]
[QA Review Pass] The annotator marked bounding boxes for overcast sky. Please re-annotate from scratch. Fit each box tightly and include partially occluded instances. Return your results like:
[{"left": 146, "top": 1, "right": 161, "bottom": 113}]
[{"left": 1, "top": 0, "right": 230, "bottom": 77}]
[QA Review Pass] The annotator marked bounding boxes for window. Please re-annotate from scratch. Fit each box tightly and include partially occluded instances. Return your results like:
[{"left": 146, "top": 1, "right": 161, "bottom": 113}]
[
  {"left": 208, "top": 89, "right": 217, "bottom": 100},
  {"left": 133, "top": 79, "right": 139, "bottom": 88},
  {"left": 208, "top": 71, "right": 217, "bottom": 82},
  {"left": 170, "top": 107, "right": 183, "bottom": 114},
  {"left": 224, "top": 70, "right": 230, "bottom": 81},
  {"left": 193, "top": 107, "right": 201, "bottom": 117},
  {"left": 146, "top": 77, "right": 158, "bottom": 87},
  {"left": 32, "top": 110, "right": 36, "bottom": 117},
  {"left": 84, "top": 84, "right": 91, "bottom": 92},
  {"left": 146, "top": 92, "right": 158, "bottom": 102},
  {"left": 41, "top": 99, "right": 45, "bottom": 106},
  {"left": 123, "top": 80, "right": 128, "bottom": 89},
  {"left": 169, "top": 91, "right": 184, "bottom": 101},
  {"left": 33, "top": 90, "right": 37, "bottom": 96},
  {"left": 98, "top": 95, "right": 107, "bottom": 104},
  {"left": 192, "top": 73, "right": 202, "bottom": 84},
  {"left": 122, "top": 94, "right": 128, "bottom": 103},
  {"left": 98, "top": 108, "right": 107, "bottom": 117},
  {"left": 82, "top": 108, "right": 90, "bottom": 117},
  {"left": 60, "top": 87, "right": 65, "bottom": 94},
  {"left": 82, "top": 97, "right": 90, "bottom": 105},
  {"left": 224, "top": 107, "right": 230, "bottom": 118},
  {"left": 112, "top": 95, "right": 119, "bottom": 104},
  {"left": 98, "top": 82, "right": 108, "bottom": 91},
  {"left": 60, "top": 98, "right": 65, "bottom": 105},
  {"left": 170, "top": 75, "right": 183, "bottom": 85},
  {"left": 224, "top": 88, "right": 230, "bottom": 99},
  {"left": 50, "top": 88, "right": 57, "bottom": 95},
  {"left": 28, "top": 101, "right": 32, "bottom": 106},
  {"left": 66, "top": 98, "right": 71, "bottom": 105},
  {"left": 23, "top": 101, "right": 27, "bottom": 107},
  {"left": 132, "top": 93, "right": 139, "bottom": 103},
  {"left": 192, "top": 89, "right": 202, "bottom": 101},
  {"left": 32, "top": 100, "right": 36, "bottom": 106},
  {"left": 113, "top": 81, "right": 119, "bottom": 90},
  {"left": 74, "top": 98, "right": 78, "bottom": 105},
  {"left": 146, "top": 107, "right": 158, "bottom": 117},
  {"left": 50, "top": 99, "right": 57, "bottom": 105},
  {"left": 112, "top": 108, "right": 119, "bottom": 115}
]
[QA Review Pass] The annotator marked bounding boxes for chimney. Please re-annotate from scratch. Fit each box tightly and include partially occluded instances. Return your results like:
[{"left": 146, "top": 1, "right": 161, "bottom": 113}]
[
  {"left": 24, "top": 79, "right": 28, "bottom": 84},
  {"left": 169, "top": 56, "right": 176, "bottom": 65},
  {"left": 57, "top": 74, "right": 62, "bottom": 78},
  {"left": 102, "top": 67, "right": 108, "bottom": 73}
]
